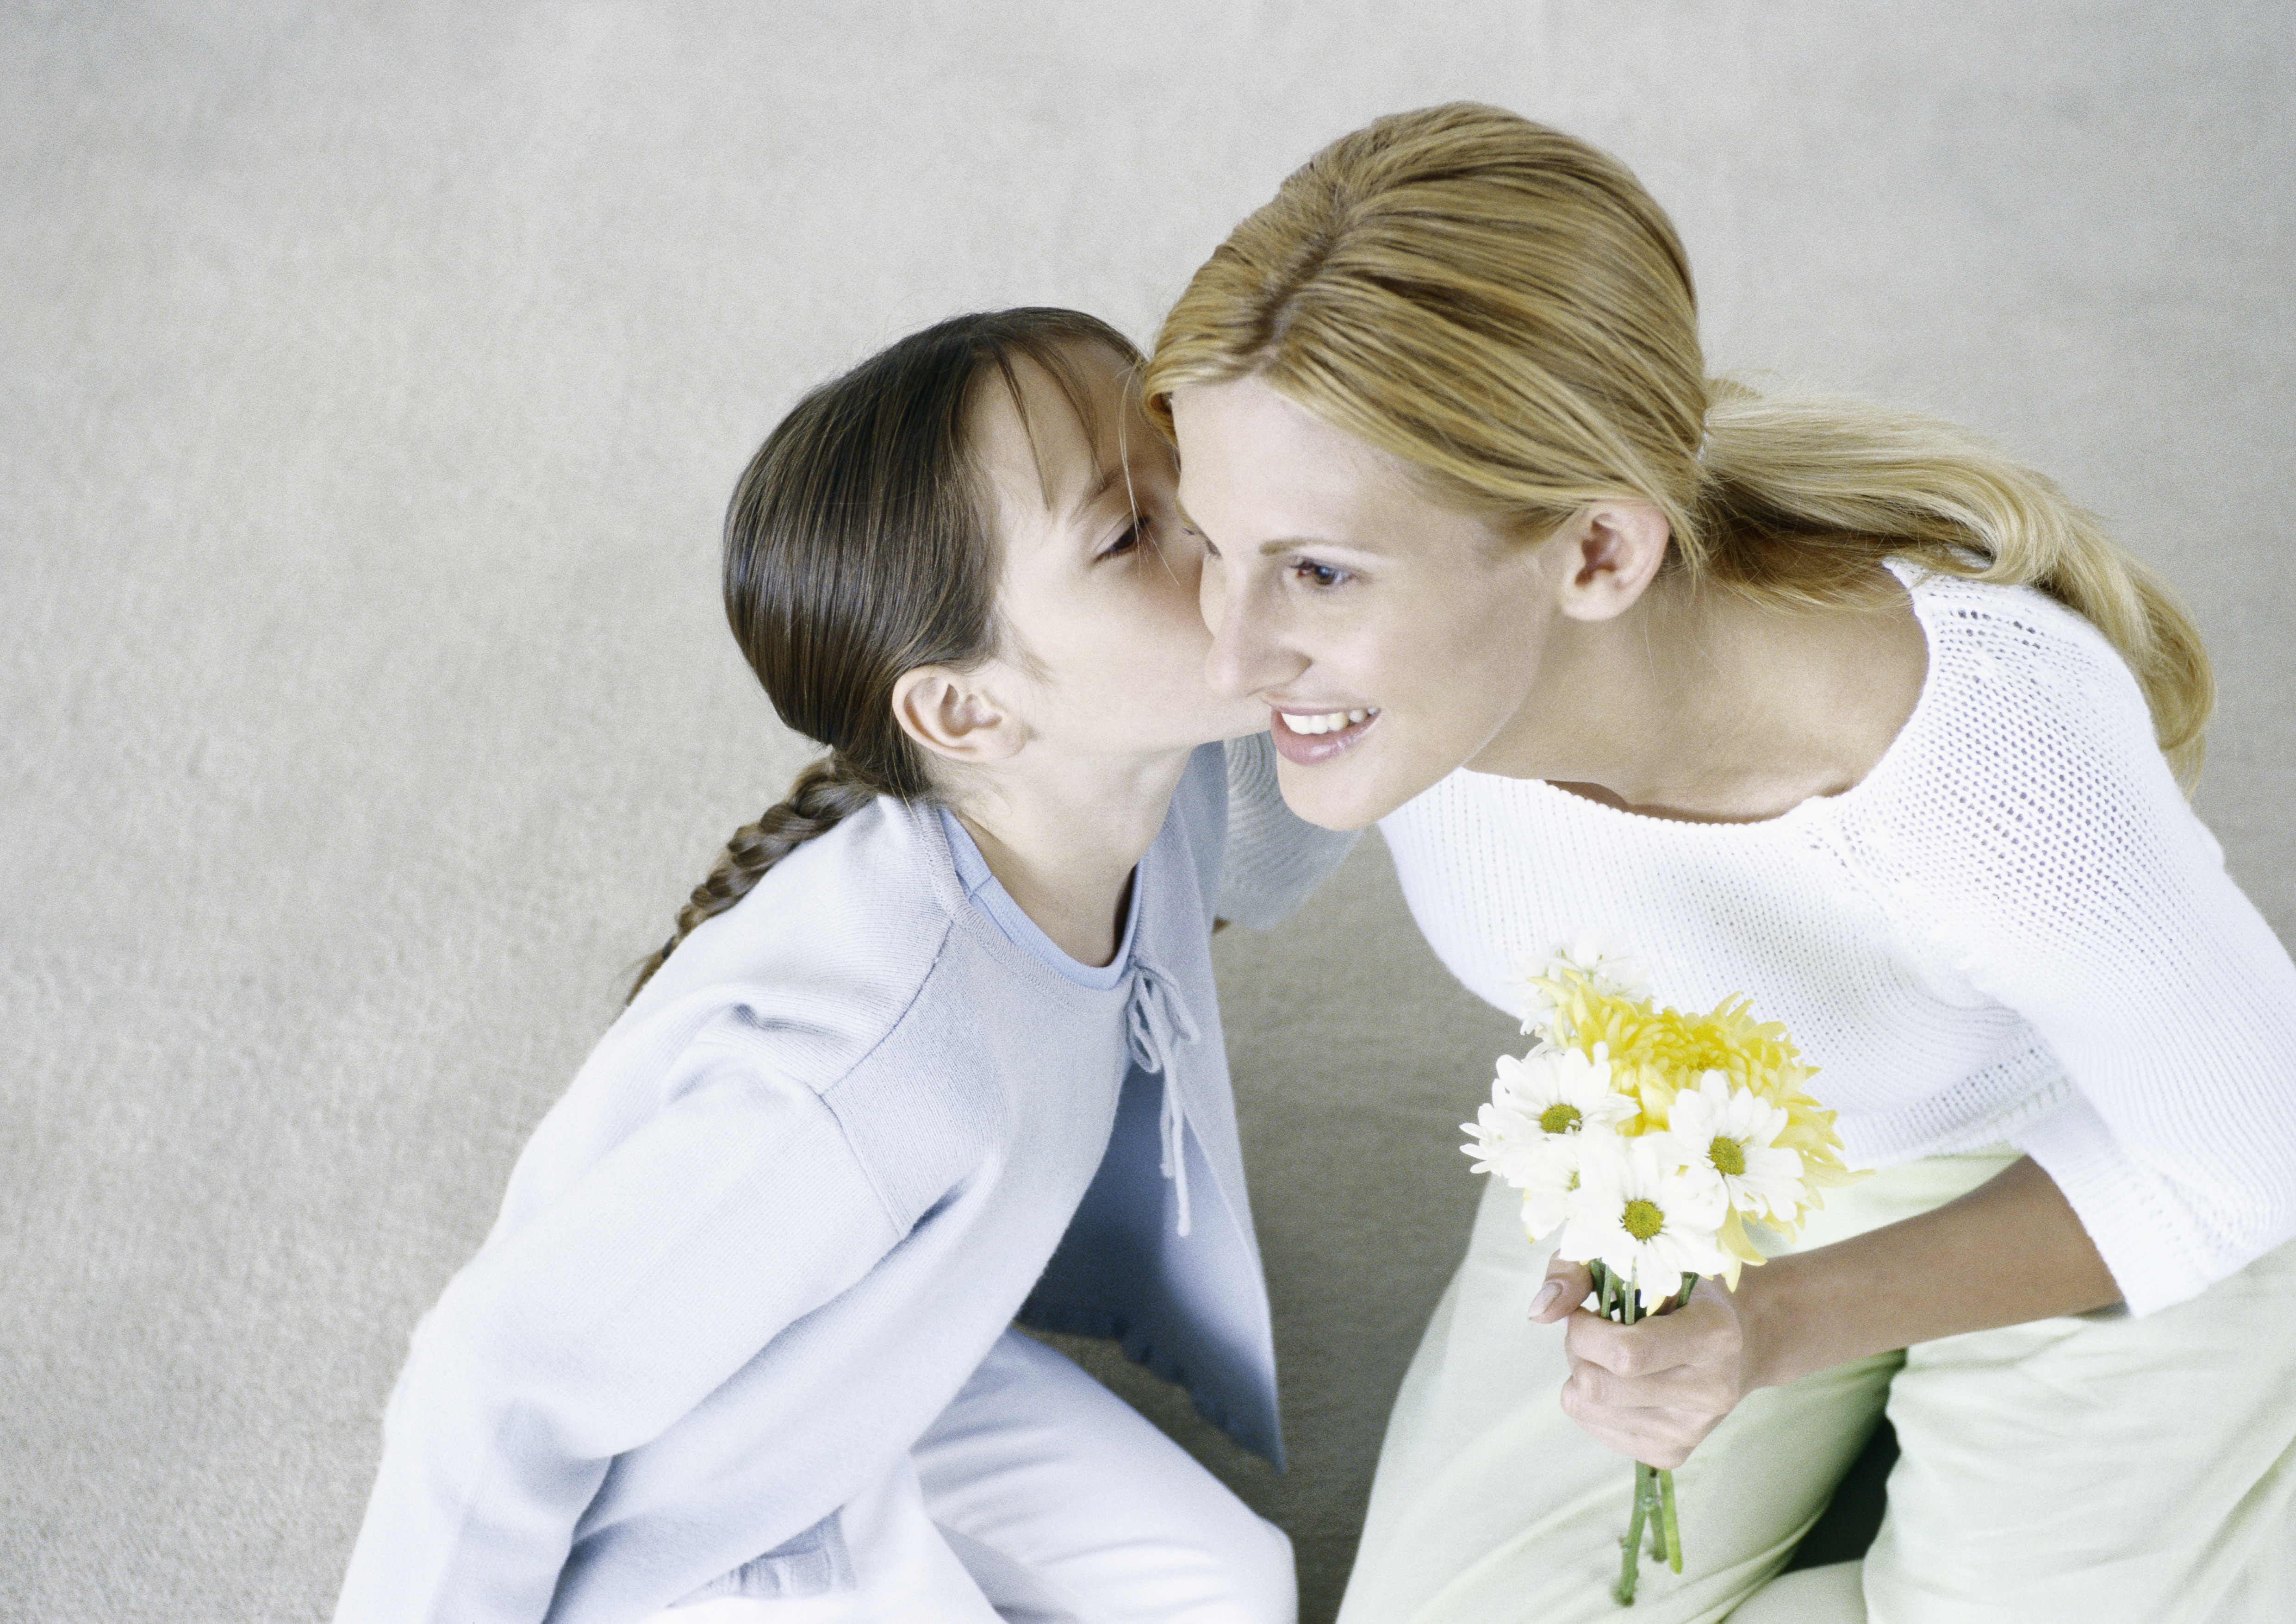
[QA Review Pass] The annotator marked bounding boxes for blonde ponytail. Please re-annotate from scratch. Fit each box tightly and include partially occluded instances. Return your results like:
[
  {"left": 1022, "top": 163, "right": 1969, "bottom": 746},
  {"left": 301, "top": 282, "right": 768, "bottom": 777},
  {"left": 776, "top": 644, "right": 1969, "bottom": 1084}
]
[
  {"left": 1145, "top": 102, "right": 2212, "bottom": 788},
  {"left": 1693, "top": 384, "right": 2212, "bottom": 786}
]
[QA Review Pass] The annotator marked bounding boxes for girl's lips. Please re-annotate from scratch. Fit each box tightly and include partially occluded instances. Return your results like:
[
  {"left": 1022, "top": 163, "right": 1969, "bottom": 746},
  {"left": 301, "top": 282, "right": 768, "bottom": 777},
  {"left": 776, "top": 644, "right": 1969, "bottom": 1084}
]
[{"left": 1269, "top": 705, "right": 1379, "bottom": 766}]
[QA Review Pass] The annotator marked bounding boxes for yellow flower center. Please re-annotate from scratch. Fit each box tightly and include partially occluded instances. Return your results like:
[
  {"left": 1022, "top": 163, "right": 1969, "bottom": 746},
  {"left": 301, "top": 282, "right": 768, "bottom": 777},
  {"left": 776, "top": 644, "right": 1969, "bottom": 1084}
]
[
  {"left": 1540, "top": 1103, "right": 1582, "bottom": 1135},
  {"left": 1622, "top": 1198, "right": 1665, "bottom": 1241},
  {"left": 1710, "top": 1136, "right": 1747, "bottom": 1177}
]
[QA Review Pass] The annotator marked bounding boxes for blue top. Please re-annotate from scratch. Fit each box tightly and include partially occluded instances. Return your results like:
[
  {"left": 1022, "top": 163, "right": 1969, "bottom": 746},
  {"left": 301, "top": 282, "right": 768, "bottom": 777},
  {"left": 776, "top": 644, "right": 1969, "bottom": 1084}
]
[
  {"left": 333, "top": 737, "right": 1356, "bottom": 1624},
  {"left": 940, "top": 806, "right": 1138, "bottom": 992}
]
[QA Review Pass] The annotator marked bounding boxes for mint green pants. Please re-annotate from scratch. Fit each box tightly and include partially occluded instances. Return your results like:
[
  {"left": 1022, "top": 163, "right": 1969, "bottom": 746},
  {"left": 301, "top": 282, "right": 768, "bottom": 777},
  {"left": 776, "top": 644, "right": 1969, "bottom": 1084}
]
[{"left": 1337, "top": 1150, "right": 2296, "bottom": 1624}]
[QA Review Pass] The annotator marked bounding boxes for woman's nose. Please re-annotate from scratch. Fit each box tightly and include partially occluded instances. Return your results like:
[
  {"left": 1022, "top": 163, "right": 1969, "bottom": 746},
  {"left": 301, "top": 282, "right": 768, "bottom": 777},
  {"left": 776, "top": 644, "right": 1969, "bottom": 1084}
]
[{"left": 1201, "top": 562, "right": 1300, "bottom": 699}]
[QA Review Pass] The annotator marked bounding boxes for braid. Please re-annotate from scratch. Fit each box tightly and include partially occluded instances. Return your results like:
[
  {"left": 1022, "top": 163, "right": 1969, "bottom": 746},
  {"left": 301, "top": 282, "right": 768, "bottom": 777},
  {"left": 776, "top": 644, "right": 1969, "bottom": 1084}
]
[{"left": 626, "top": 756, "right": 884, "bottom": 1002}]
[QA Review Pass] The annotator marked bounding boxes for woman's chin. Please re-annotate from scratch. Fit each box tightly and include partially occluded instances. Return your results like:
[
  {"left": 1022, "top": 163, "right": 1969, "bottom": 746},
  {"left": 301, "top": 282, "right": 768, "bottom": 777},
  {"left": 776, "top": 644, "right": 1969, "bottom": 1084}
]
[{"left": 1269, "top": 721, "right": 1416, "bottom": 831}]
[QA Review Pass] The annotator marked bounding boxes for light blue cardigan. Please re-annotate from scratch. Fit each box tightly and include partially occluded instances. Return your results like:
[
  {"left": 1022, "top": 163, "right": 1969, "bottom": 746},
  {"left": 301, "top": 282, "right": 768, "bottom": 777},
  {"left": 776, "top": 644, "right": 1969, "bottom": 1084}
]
[{"left": 335, "top": 737, "right": 1352, "bottom": 1624}]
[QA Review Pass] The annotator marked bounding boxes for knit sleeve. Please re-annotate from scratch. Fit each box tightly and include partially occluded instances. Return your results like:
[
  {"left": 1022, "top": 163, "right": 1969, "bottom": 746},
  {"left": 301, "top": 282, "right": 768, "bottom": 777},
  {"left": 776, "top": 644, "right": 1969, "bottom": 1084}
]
[
  {"left": 1840, "top": 584, "right": 2296, "bottom": 1315},
  {"left": 1215, "top": 730, "right": 1361, "bottom": 928},
  {"left": 333, "top": 1028, "right": 903, "bottom": 1624}
]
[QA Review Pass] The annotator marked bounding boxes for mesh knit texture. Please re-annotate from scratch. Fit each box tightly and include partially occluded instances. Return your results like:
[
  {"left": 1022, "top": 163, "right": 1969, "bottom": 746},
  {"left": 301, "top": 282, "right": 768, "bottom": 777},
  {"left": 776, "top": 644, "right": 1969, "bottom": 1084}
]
[
  {"left": 1217, "top": 731, "right": 1362, "bottom": 930},
  {"left": 1380, "top": 562, "right": 2296, "bottom": 1316}
]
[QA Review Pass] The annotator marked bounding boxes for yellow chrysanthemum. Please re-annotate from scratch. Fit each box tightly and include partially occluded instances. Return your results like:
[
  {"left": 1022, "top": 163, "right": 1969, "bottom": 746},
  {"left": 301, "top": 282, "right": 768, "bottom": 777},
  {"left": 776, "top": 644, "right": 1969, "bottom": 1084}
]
[{"left": 1524, "top": 967, "right": 1864, "bottom": 1246}]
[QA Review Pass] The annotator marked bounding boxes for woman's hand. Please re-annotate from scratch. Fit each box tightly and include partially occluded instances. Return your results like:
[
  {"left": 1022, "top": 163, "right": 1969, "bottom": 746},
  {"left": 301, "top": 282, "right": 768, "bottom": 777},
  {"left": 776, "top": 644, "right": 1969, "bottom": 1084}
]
[
  {"left": 1531, "top": 1261, "right": 1757, "bottom": 1469},
  {"left": 1526, "top": 1157, "right": 2122, "bottom": 1469}
]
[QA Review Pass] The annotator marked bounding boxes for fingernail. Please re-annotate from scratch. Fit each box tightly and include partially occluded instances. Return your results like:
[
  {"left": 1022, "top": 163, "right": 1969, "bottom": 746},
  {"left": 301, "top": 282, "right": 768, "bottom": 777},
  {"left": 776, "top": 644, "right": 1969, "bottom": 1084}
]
[{"left": 1531, "top": 1280, "right": 1562, "bottom": 1316}]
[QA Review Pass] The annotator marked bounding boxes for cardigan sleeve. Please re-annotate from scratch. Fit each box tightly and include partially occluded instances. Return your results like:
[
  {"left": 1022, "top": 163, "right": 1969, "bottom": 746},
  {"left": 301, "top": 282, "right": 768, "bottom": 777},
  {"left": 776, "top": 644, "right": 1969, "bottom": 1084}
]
[
  {"left": 1216, "top": 731, "right": 1360, "bottom": 928},
  {"left": 1849, "top": 590, "right": 2296, "bottom": 1314},
  {"left": 334, "top": 1040, "right": 904, "bottom": 1624}
]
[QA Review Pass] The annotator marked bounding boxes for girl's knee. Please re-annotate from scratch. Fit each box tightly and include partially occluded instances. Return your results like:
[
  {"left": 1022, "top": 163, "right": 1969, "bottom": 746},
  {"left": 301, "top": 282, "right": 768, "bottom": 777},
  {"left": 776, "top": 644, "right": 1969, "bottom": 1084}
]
[
  {"left": 1137, "top": 1503, "right": 1295, "bottom": 1624},
  {"left": 1228, "top": 1513, "right": 1297, "bottom": 1624}
]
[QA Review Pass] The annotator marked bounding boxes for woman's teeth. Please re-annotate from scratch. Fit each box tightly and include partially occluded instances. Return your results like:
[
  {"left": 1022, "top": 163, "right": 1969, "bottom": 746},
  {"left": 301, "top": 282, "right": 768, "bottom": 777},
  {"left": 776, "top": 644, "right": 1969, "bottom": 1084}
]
[{"left": 1279, "top": 708, "right": 1375, "bottom": 736}]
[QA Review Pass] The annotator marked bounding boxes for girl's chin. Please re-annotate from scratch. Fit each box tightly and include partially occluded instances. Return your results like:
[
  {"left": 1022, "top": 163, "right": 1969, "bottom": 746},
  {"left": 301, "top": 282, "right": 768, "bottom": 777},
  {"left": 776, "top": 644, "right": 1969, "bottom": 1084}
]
[{"left": 1269, "top": 709, "right": 1379, "bottom": 767}]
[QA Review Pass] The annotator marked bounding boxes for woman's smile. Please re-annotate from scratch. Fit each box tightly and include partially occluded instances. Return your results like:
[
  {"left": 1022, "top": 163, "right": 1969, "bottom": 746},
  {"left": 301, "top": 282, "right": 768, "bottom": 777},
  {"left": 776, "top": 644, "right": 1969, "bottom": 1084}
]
[{"left": 1269, "top": 704, "right": 1381, "bottom": 763}]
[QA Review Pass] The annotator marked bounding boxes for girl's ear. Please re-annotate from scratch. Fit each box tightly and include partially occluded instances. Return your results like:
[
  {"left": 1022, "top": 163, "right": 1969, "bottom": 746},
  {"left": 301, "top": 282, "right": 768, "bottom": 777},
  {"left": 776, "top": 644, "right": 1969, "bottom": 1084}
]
[
  {"left": 1552, "top": 499, "right": 1671, "bottom": 623},
  {"left": 891, "top": 665, "right": 1027, "bottom": 764}
]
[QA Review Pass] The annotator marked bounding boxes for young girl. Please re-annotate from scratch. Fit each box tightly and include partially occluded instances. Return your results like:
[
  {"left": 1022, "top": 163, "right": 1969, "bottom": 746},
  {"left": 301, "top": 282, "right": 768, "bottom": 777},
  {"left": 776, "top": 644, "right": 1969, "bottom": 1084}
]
[
  {"left": 333, "top": 308, "right": 1350, "bottom": 1624},
  {"left": 1149, "top": 106, "right": 2296, "bottom": 1621}
]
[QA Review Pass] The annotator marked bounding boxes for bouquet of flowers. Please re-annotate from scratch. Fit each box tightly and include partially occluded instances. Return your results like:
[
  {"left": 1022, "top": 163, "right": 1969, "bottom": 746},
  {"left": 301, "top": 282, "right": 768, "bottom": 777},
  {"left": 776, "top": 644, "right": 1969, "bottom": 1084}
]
[{"left": 1462, "top": 940, "right": 1860, "bottom": 1605}]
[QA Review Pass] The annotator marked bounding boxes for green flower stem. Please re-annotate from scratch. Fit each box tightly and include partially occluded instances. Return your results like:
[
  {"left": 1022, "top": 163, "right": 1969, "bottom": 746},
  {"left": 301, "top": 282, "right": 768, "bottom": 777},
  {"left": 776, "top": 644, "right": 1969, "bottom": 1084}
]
[
  {"left": 1574, "top": 1263, "right": 1698, "bottom": 1603},
  {"left": 1582, "top": 1262, "right": 1701, "bottom": 1604},
  {"left": 1660, "top": 1272, "right": 1693, "bottom": 1573},
  {"left": 1617, "top": 1462, "right": 1650, "bottom": 1605}
]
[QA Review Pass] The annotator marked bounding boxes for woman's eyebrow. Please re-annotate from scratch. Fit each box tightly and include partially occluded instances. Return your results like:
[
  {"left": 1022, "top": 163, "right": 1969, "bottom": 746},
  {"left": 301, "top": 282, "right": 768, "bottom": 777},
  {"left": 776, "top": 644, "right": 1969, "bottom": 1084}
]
[
  {"left": 1258, "top": 533, "right": 1380, "bottom": 558},
  {"left": 1174, "top": 498, "right": 1375, "bottom": 559}
]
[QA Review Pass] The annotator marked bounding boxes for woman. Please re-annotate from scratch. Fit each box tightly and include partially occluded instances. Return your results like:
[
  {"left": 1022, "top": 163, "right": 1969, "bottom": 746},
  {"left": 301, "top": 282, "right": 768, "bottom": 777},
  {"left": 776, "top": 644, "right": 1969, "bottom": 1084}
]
[
  {"left": 1144, "top": 105, "right": 2296, "bottom": 1622},
  {"left": 333, "top": 309, "right": 1352, "bottom": 1624}
]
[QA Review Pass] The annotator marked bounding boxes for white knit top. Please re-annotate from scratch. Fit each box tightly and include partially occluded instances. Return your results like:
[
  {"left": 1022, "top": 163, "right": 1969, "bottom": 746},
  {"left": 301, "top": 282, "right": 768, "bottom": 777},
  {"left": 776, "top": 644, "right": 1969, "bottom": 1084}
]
[{"left": 1380, "top": 562, "right": 2296, "bottom": 1317}]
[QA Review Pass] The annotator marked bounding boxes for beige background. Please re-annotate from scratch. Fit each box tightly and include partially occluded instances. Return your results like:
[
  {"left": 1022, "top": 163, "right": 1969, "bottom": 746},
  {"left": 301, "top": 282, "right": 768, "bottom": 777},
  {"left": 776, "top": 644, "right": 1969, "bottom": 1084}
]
[{"left": 4, "top": 4, "right": 2290, "bottom": 1620}]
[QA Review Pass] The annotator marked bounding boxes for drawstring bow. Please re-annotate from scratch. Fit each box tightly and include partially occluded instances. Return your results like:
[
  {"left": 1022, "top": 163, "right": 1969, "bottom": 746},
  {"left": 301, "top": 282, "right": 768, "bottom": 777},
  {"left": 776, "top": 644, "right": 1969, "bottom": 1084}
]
[{"left": 1125, "top": 961, "right": 1201, "bottom": 1237}]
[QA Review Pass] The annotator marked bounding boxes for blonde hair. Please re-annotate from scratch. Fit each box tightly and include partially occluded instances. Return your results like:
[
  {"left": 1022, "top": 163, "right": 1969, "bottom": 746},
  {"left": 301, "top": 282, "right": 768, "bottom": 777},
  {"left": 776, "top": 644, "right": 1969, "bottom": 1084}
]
[{"left": 1144, "top": 102, "right": 2212, "bottom": 786}]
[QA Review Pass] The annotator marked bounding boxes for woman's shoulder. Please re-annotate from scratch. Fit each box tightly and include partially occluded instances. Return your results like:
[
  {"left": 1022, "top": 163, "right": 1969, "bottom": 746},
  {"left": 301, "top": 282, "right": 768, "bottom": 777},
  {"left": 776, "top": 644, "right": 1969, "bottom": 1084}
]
[
  {"left": 1890, "top": 559, "right": 2135, "bottom": 704},
  {"left": 1827, "top": 561, "right": 2206, "bottom": 904},
  {"left": 1860, "top": 561, "right": 2161, "bottom": 798}
]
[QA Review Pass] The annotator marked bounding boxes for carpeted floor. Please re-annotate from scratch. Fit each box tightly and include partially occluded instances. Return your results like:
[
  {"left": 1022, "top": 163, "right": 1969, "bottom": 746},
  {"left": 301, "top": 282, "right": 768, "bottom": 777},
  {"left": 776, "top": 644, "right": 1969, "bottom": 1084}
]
[{"left": 4, "top": 5, "right": 2290, "bottom": 1620}]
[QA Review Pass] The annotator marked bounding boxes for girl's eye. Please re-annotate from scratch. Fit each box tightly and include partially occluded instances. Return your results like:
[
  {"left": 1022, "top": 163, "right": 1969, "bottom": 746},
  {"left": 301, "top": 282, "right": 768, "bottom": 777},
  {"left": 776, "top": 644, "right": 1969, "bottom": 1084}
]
[
  {"left": 1293, "top": 558, "right": 1350, "bottom": 589},
  {"left": 1097, "top": 517, "right": 1146, "bottom": 561}
]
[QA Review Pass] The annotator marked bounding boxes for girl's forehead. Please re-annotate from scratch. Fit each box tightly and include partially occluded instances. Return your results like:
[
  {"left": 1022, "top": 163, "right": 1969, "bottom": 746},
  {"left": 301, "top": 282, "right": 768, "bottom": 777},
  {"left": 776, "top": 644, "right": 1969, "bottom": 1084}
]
[{"left": 975, "top": 346, "right": 1137, "bottom": 518}]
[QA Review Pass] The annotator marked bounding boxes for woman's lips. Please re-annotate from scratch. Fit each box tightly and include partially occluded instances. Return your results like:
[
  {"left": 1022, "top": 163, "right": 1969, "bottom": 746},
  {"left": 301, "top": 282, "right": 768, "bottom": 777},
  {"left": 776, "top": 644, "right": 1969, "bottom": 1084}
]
[{"left": 1269, "top": 705, "right": 1380, "bottom": 766}]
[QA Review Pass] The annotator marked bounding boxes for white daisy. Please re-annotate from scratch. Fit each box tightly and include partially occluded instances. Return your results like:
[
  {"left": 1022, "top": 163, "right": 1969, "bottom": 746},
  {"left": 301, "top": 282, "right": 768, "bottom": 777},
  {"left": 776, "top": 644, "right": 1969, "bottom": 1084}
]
[
  {"left": 1518, "top": 933, "right": 1652, "bottom": 1037},
  {"left": 1665, "top": 1071, "right": 1807, "bottom": 1224},
  {"left": 1556, "top": 1131, "right": 1730, "bottom": 1290},
  {"left": 1515, "top": 1133, "right": 1593, "bottom": 1240},
  {"left": 1461, "top": 1090, "right": 1550, "bottom": 1187},
  {"left": 1462, "top": 1046, "right": 1635, "bottom": 1191},
  {"left": 1496, "top": 1046, "right": 1636, "bottom": 1136}
]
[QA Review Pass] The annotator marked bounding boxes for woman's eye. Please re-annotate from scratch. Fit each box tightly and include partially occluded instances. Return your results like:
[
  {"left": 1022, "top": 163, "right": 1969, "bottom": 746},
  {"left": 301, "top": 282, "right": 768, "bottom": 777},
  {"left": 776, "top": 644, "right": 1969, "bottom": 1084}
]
[{"left": 1293, "top": 558, "right": 1350, "bottom": 589}]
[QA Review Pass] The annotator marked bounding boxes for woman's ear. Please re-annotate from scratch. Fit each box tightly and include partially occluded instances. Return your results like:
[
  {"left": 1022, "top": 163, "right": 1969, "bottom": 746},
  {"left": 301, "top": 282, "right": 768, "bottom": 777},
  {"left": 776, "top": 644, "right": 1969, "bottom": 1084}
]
[
  {"left": 1553, "top": 500, "right": 1671, "bottom": 623},
  {"left": 891, "top": 665, "right": 1026, "bottom": 764}
]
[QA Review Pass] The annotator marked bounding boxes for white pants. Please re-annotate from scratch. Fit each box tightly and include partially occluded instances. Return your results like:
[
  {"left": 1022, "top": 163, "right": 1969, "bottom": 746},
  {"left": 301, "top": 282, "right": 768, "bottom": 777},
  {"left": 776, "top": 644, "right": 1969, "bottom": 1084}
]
[
  {"left": 1339, "top": 1150, "right": 2296, "bottom": 1624},
  {"left": 648, "top": 1330, "right": 1295, "bottom": 1624}
]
